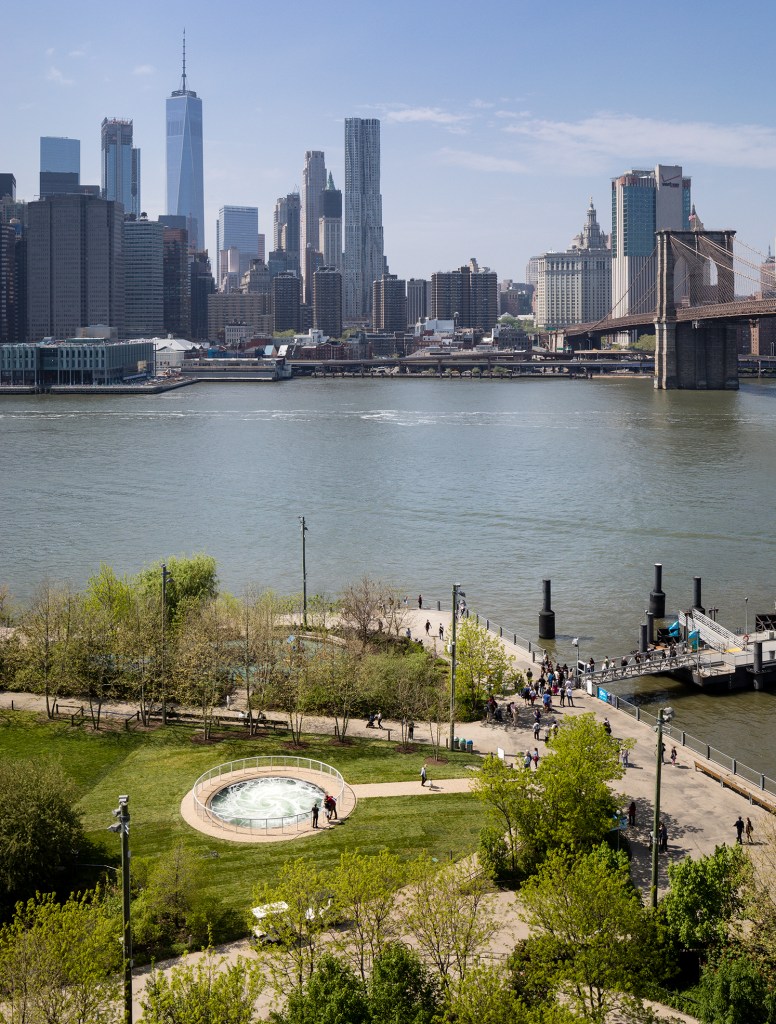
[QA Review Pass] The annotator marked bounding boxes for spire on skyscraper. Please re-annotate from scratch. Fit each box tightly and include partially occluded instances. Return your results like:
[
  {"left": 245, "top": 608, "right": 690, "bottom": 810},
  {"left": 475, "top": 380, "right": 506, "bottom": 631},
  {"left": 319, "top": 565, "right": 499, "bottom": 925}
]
[
  {"left": 181, "top": 28, "right": 187, "bottom": 92},
  {"left": 327, "top": 171, "right": 335, "bottom": 190}
]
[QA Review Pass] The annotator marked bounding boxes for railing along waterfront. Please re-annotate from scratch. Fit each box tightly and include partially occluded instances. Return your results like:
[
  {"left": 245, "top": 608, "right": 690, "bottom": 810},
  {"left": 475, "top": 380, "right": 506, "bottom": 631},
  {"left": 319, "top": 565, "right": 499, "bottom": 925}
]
[
  {"left": 191, "top": 755, "right": 345, "bottom": 835},
  {"left": 591, "top": 687, "right": 776, "bottom": 799},
  {"left": 428, "top": 597, "right": 544, "bottom": 661}
]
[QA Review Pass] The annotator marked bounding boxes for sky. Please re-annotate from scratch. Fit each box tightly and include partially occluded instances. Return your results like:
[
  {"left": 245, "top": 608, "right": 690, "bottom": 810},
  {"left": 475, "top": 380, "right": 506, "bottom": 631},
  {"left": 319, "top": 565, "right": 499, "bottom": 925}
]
[{"left": 5, "top": 0, "right": 776, "bottom": 283}]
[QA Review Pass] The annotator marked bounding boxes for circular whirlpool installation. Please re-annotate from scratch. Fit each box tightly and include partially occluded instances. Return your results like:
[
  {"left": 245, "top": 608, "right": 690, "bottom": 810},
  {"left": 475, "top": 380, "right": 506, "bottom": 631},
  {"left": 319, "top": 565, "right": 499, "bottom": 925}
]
[{"left": 209, "top": 775, "right": 325, "bottom": 827}]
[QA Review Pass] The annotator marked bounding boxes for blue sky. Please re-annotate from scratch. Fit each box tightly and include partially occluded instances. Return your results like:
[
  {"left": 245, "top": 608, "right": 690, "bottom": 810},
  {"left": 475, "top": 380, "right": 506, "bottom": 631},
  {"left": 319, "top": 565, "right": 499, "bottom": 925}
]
[{"left": 5, "top": 0, "right": 776, "bottom": 282}]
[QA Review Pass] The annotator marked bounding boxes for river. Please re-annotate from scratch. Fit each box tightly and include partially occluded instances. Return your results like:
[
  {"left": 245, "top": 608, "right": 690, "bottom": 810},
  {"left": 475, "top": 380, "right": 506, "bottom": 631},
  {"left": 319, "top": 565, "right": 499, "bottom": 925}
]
[{"left": 1, "top": 376, "right": 775, "bottom": 776}]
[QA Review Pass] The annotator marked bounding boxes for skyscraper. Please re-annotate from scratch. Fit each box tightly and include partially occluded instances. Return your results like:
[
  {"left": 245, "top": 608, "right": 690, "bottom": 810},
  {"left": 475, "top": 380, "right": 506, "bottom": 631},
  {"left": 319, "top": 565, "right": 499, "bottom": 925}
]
[
  {"left": 611, "top": 165, "right": 691, "bottom": 320},
  {"left": 372, "top": 275, "right": 407, "bottom": 333},
  {"left": 272, "top": 192, "right": 301, "bottom": 274},
  {"left": 39, "top": 137, "right": 80, "bottom": 197},
  {"left": 344, "top": 118, "right": 384, "bottom": 319},
  {"left": 431, "top": 259, "right": 498, "bottom": 330},
  {"left": 166, "top": 33, "right": 204, "bottom": 250},
  {"left": 123, "top": 215, "right": 164, "bottom": 338},
  {"left": 216, "top": 206, "right": 259, "bottom": 289},
  {"left": 27, "top": 194, "right": 124, "bottom": 341},
  {"left": 101, "top": 118, "right": 141, "bottom": 217},
  {"left": 161, "top": 223, "right": 191, "bottom": 337},
  {"left": 319, "top": 172, "right": 342, "bottom": 273},
  {"left": 313, "top": 267, "right": 342, "bottom": 338},
  {"left": 406, "top": 279, "right": 429, "bottom": 327},
  {"left": 300, "top": 151, "right": 326, "bottom": 302}
]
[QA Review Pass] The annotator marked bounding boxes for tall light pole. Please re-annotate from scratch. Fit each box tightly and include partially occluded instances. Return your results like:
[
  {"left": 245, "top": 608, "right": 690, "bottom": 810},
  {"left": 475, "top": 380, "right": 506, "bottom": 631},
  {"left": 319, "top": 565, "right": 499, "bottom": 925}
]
[
  {"left": 108, "top": 795, "right": 132, "bottom": 1024},
  {"left": 449, "top": 583, "right": 464, "bottom": 749},
  {"left": 161, "top": 563, "right": 172, "bottom": 725},
  {"left": 651, "top": 706, "right": 674, "bottom": 909},
  {"left": 299, "top": 516, "right": 308, "bottom": 629},
  {"left": 745, "top": 596, "right": 749, "bottom": 638}
]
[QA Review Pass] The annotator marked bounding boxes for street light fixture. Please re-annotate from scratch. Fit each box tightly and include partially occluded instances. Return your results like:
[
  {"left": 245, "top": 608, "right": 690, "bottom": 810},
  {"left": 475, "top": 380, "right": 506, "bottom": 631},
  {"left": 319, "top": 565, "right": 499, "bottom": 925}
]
[
  {"left": 651, "top": 706, "right": 674, "bottom": 909},
  {"left": 298, "top": 517, "right": 308, "bottom": 629},
  {"left": 108, "top": 795, "right": 132, "bottom": 1024},
  {"left": 449, "top": 584, "right": 465, "bottom": 749}
]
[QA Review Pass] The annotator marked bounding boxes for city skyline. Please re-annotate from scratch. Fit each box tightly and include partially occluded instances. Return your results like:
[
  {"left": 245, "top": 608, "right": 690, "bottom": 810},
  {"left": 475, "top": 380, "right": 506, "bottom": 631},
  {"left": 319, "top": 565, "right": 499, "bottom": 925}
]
[{"left": 4, "top": 0, "right": 776, "bottom": 281}]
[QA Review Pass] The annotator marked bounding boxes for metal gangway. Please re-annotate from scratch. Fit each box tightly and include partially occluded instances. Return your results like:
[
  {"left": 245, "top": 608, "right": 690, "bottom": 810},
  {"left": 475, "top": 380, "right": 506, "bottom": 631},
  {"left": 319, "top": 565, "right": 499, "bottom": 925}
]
[
  {"left": 580, "top": 646, "right": 703, "bottom": 687},
  {"left": 678, "top": 609, "right": 747, "bottom": 654}
]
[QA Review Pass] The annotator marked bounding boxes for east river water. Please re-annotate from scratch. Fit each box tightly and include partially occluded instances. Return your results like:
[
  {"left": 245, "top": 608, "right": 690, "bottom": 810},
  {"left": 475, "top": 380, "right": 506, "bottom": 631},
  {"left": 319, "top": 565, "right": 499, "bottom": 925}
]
[{"left": 2, "top": 377, "right": 776, "bottom": 776}]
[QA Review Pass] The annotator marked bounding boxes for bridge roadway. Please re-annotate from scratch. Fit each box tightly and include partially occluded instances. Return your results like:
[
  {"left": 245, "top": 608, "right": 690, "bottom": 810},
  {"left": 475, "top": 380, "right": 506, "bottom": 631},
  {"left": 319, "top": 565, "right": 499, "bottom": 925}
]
[{"left": 565, "top": 295, "right": 776, "bottom": 339}]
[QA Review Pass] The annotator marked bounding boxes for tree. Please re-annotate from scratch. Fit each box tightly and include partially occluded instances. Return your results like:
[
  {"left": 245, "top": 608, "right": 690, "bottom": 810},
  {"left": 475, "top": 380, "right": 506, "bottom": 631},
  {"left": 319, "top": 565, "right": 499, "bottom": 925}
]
[
  {"left": 696, "top": 950, "right": 776, "bottom": 1024},
  {"left": 332, "top": 850, "right": 406, "bottom": 981},
  {"left": 660, "top": 844, "right": 749, "bottom": 955},
  {"left": 455, "top": 618, "right": 515, "bottom": 717},
  {"left": 309, "top": 641, "right": 362, "bottom": 742},
  {"left": 519, "top": 845, "right": 665, "bottom": 1023},
  {"left": 0, "top": 759, "right": 84, "bottom": 906},
  {"left": 281, "top": 954, "right": 369, "bottom": 1024},
  {"left": 369, "top": 942, "right": 440, "bottom": 1024},
  {"left": 340, "top": 576, "right": 385, "bottom": 647},
  {"left": 0, "top": 891, "right": 121, "bottom": 1024},
  {"left": 251, "top": 858, "right": 337, "bottom": 995},
  {"left": 402, "top": 857, "right": 495, "bottom": 993},
  {"left": 472, "top": 755, "right": 541, "bottom": 875},
  {"left": 134, "top": 554, "right": 219, "bottom": 627},
  {"left": 142, "top": 948, "right": 264, "bottom": 1024},
  {"left": 236, "top": 589, "right": 281, "bottom": 735},
  {"left": 132, "top": 841, "right": 209, "bottom": 956},
  {"left": 18, "top": 582, "right": 79, "bottom": 719},
  {"left": 75, "top": 566, "right": 133, "bottom": 728},
  {"left": 174, "top": 597, "right": 235, "bottom": 740},
  {"left": 444, "top": 965, "right": 575, "bottom": 1024}
]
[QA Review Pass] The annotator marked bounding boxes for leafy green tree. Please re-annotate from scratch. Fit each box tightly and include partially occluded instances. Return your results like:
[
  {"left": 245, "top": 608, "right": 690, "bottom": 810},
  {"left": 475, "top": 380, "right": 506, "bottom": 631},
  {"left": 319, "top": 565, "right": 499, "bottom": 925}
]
[
  {"left": 142, "top": 948, "right": 264, "bottom": 1024},
  {"left": 235, "top": 589, "right": 281, "bottom": 735},
  {"left": 0, "top": 891, "right": 121, "bottom": 1024},
  {"left": 307, "top": 641, "right": 362, "bottom": 742},
  {"left": 0, "top": 759, "right": 84, "bottom": 905},
  {"left": 135, "top": 554, "right": 219, "bottom": 626},
  {"left": 472, "top": 755, "right": 541, "bottom": 874},
  {"left": 281, "top": 954, "right": 369, "bottom": 1024},
  {"left": 402, "top": 857, "right": 495, "bottom": 993},
  {"left": 519, "top": 845, "right": 665, "bottom": 1023},
  {"left": 332, "top": 850, "right": 406, "bottom": 980},
  {"left": 444, "top": 964, "right": 575, "bottom": 1024},
  {"left": 455, "top": 618, "right": 515, "bottom": 717},
  {"left": 174, "top": 597, "right": 235, "bottom": 739},
  {"left": 533, "top": 713, "right": 622, "bottom": 857},
  {"left": 696, "top": 951, "right": 776, "bottom": 1024},
  {"left": 369, "top": 942, "right": 440, "bottom": 1024},
  {"left": 18, "top": 582, "right": 80, "bottom": 719},
  {"left": 132, "top": 842, "right": 209, "bottom": 956},
  {"left": 251, "top": 857, "right": 337, "bottom": 995}
]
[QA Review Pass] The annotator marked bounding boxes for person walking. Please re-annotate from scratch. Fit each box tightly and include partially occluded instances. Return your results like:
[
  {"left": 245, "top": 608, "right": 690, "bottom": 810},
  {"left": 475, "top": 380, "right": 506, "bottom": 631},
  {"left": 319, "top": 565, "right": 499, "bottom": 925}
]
[
  {"left": 621, "top": 746, "right": 630, "bottom": 768},
  {"left": 670, "top": 746, "right": 677, "bottom": 766},
  {"left": 533, "top": 719, "right": 540, "bottom": 741},
  {"left": 532, "top": 747, "right": 540, "bottom": 769},
  {"left": 420, "top": 764, "right": 427, "bottom": 787},
  {"left": 311, "top": 802, "right": 320, "bottom": 829},
  {"left": 377, "top": 709, "right": 383, "bottom": 729},
  {"left": 439, "top": 623, "right": 444, "bottom": 640},
  {"left": 628, "top": 800, "right": 637, "bottom": 826},
  {"left": 734, "top": 815, "right": 745, "bottom": 844},
  {"left": 566, "top": 682, "right": 574, "bottom": 707},
  {"left": 408, "top": 719, "right": 414, "bottom": 740},
  {"left": 425, "top": 619, "right": 431, "bottom": 636},
  {"left": 659, "top": 821, "right": 668, "bottom": 852},
  {"left": 418, "top": 594, "right": 423, "bottom": 609},
  {"left": 745, "top": 817, "right": 754, "bottom": 844}
]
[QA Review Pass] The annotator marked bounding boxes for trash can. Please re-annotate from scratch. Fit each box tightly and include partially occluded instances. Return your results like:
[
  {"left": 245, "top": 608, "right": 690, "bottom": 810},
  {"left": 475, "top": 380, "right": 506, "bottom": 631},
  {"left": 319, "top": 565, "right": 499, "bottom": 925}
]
[
  {"left": 466, "top": 739, "right": 474, "bottom": 753},
  {"left": 453, "top": 737, "right": 460, "bottom": 750}
]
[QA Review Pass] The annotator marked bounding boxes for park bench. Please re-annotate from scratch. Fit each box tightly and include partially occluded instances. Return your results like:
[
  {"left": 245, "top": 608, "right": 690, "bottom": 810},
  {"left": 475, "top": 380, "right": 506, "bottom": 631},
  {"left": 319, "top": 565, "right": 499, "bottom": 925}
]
[{"left": 693, "top": 760, "right": 776, "bottom": 813}]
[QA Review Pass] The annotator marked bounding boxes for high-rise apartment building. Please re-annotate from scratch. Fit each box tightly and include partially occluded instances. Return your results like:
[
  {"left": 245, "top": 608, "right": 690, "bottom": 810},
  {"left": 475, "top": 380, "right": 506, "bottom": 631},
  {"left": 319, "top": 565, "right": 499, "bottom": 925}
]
[
  {"left": 123, "top": 215, "right": 164, "bottom": 338},
  {"left": 190, "top": 251, "right": 214, "bottom": 340},
  {"left": 344, "top": 118, "right": 384, "bottom": 319},
  {"left": 372, "top": 275, "right": 407, "bottom": 333},
  {"left": 101, "top": 118, "right": 141, "bottom": 217},
  {"left": 39, "top": 137, "right": 80, "bottom": 197},
  {"left": 431, "top": 259, "right": 498, "bottom": 330},
  {"left": 313, "top": 267, "right": 343, "bottom": 338},
  {"left": 27, "top": 194, "right": 124, "bottom": 341},
  {"left": 272, "top": 272, "right": 301, "bottom": 333},
  {"left": 535, "top": 200, "right": 611, "bottom": 330},
  {"left": 0, "top": 174, "right": 16, "bottom": 200},
  {"left": 161, "top": 224, "right": 191, "bottom": 337},
  {"left": 319, "top": 172, "right": 342, "bottom": 273},
  {"left": 0, "top": 224, "right": 17, "bottom": 342},
  {"left": 216, "top": 206, "right": 259, "bottom": 288},
  {"left": 611, "top": 165, "right": 690, "bottom": 319},
  {"left": 166, "top": 35, "right": 204, "bottom": 250},
  {"left": 406, "top": 278, "right": 428, "bottom": 327},
  {"left": 300, "top": 151, "right": 326, "bottom": 301}
]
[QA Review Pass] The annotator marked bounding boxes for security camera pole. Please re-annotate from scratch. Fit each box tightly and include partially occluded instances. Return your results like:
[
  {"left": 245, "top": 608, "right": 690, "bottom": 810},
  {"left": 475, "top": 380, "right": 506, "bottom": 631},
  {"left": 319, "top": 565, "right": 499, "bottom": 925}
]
[{"left": 109, "top": 795, "right": 132, "bottom": 1023}]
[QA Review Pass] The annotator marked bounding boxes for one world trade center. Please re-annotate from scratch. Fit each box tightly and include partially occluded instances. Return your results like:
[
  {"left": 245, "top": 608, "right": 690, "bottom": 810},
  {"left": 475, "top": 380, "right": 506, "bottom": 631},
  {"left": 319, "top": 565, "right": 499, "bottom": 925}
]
[{"left": 166, "top": 33, "right": 204, "bottom": 251}]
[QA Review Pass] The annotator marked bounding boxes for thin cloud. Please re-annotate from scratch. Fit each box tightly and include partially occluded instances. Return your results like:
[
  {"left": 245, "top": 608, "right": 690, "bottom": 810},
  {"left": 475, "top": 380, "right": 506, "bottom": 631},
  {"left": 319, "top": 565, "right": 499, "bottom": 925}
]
[
  {"left": 46, "top": 66, "right": 73, "bottom": 86},
  {"left": 437, "top": 148, "right": 528, "bottom": 174},
  {"left": 505, "top": 113, "right": 776, "bottom": 171},
  {"left": 132, "top": 64, "right": 156, "bottom": 76},
  {"left": 385, "top": 106, "right": 468, "bottom": 126},
  {"left": 68, "top": 48, "right": 87, "bottom": 58}
]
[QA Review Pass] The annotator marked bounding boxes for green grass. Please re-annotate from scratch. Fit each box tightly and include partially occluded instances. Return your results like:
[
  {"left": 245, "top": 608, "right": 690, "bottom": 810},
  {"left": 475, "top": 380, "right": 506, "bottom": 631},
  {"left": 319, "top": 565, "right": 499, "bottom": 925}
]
[{"left": 0, "top": 711, "right": 485, "bottom": 937}]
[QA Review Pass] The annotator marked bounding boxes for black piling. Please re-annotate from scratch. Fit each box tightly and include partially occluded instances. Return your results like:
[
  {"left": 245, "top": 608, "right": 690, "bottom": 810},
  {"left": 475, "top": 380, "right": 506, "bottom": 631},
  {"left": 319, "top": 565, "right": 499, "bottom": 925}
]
[
  {"left": 649, "top": 563, "right": 666, "bottom": 618},
  {"left": 639, "top": 623, "right": 649, "bottom": 653},
  {"left": 753, "top": 641, "right": 764, "bottom": 690},
  {"left": 538, "top": 579, "right": 555, "bottom": 640},
  {"left": 647, "top": 612, "right": 655, "bottom": 646},
  {"left": 692, "top": 576, "right": 704, "bottom": 614}
]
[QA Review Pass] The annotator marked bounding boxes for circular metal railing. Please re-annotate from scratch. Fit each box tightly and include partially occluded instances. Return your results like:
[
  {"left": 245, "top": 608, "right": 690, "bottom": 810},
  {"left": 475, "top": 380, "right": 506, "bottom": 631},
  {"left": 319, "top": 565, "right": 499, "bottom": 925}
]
[{"left": 191, "top": 755, "right": 346, "bottom": 835}]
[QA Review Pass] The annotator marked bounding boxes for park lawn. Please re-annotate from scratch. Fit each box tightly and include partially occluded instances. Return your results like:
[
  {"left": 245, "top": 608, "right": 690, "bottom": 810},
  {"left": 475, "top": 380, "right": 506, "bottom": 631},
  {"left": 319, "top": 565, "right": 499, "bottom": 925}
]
[{"left": 0, "top": 711, "right": 485, "bottom": 938}]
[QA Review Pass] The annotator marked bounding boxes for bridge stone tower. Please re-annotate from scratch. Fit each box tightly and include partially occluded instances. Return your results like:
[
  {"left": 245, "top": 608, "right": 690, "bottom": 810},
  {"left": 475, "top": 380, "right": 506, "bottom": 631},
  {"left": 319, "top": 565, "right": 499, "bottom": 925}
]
[{"left": 654, "top": 229, "right": 739, "bottom": 389}]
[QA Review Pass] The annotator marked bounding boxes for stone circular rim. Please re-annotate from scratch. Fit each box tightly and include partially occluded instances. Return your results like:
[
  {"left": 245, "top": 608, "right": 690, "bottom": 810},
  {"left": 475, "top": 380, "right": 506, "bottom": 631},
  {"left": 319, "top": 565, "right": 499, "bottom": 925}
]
[{"left": 181, "top": 755, "right": 351, "bottom": 844}]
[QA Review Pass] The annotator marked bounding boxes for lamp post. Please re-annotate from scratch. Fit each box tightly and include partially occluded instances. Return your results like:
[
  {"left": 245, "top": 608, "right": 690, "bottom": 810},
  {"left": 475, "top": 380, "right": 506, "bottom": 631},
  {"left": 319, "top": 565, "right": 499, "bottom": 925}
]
[
  {"left": 651, "top": 706, "right": 674, "bottom": 909},
  {"left": 449, "top": 583, "right": 464, "bottom": 749},
  {"left": 298, "top": 516, "right": 308, "bottom": 629},
  {"left": 745, "top": 596, "right": 749, "bottom": 638},
  {"left": 161, "top": 563, "right": 172, "bottom": 725},
  {"left": 108, "top": 795, "right": 132, "bottom": 1024},
  {"left": 572, "top": 638, "right": 580, "bottom": 683}
]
